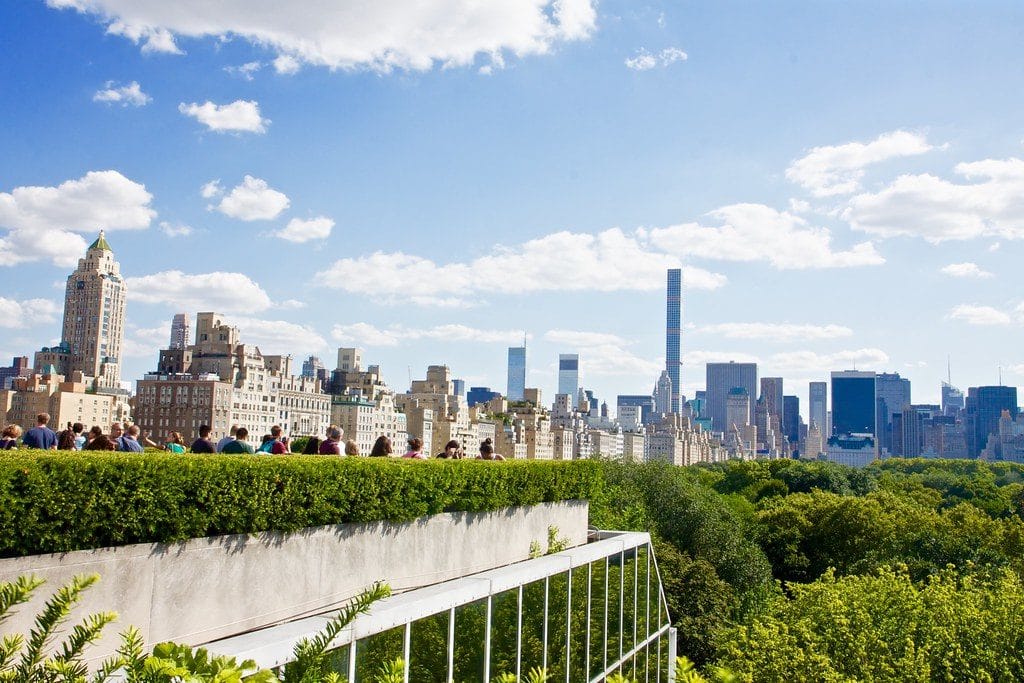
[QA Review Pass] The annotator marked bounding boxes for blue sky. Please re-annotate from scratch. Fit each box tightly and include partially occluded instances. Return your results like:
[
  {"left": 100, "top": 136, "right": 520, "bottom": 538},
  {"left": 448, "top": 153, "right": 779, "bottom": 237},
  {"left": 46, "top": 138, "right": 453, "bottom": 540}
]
[{"left": 2, "top": 0, "right": 1023, "bottom": 415}]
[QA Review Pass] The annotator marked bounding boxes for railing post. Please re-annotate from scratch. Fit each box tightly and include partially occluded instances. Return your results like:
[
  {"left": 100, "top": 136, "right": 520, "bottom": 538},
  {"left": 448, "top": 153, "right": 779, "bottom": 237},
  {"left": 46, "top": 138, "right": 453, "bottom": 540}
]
[{"left": 667, "top": 628, "right": 677, "bottom": 683}]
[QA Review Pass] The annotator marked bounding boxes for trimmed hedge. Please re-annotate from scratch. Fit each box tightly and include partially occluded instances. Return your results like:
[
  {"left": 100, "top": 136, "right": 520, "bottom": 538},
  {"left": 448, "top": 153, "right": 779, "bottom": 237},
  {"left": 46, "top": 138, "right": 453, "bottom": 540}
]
[{"left": 0, "top": 451, "right": 603, "bottom": 558}]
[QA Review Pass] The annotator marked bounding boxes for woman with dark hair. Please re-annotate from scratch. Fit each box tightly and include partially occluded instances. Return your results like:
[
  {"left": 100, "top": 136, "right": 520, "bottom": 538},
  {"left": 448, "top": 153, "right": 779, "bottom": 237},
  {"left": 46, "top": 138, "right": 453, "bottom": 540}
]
[
  {"left": 0, "top": 424, "right": 21, "bottom": 450},
  {"left": 436, "top": 439, "right": 462, "bottom": 459},
  {"left": 164, "top": 432, "right": 186, "bottom": 454},
  {"left": 370, "top": 435, "right": 393, "bottom": 457},
  {"left": 301, "top": 436, "right": 322, "bottom": 454},
  {"left": 402, "top": 437, "right": 426, "bottom": 459},
  {"left": 477, "top": 438, "right": 506, "bottom": 461},
  {"left": 83, "top": 432, "right": 116, "bottom": 451}
]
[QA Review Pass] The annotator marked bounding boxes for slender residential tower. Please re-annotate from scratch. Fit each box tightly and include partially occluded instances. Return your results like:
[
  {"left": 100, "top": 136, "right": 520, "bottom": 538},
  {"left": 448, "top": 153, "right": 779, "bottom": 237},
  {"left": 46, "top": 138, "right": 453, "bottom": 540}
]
[
  {"left": 666, "top": 268, "right": 682, "bottom": 414},
  {"left": 507, "top": 346, "right": 526, "bottom": 401}
]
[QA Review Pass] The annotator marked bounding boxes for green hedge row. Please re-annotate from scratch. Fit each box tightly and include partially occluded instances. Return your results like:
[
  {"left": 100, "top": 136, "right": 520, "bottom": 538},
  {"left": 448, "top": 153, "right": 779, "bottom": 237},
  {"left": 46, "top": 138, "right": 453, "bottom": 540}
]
[{"left": 0, "top": 451, "right": 603, "bottom": 558}]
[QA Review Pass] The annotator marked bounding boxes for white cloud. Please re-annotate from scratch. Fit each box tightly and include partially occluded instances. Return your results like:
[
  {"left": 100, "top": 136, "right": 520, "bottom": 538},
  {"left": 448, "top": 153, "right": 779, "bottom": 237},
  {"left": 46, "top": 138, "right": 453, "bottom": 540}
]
[
  {"left": 647, "top": 203, "right": 884, "bottom": 270},
  {"left": 543, "top": 328, "right": 661, "bottom": 378},
  {"left": 273, "top": 55, "right": 301, "bottom": 75},
  {"left": 940, "top": 262, "right": 993, "bottom": 279},
  {"left": 92, "top": 80, "right": 151, "bottom": 106},
  {"left": 0, "top": 170, "right": 154, "bottom": 266},
  {"left": 844, "top": 158, "right": 1024, "bottom": 242},
  {"left": 224, "top": 61, "right": 262, "bottom": 80},
  {"left": 544, "top": 329, "right": 630, "bottom": 347},
  {"left": 122, "top": 322, "right": 170, "bottom": 359},
  {"left": 48, "top": 0, "right": 597, "bottom": 73},
  {"left": 767, "top": 348, "right": 891, "bottom": 374},
  {"left": 0, "top": 298, "right": 60, "bottom": 328},
  {"left": 178, "top": 100, "right": 269, "bottom": 134},
  {"left": 331, "top": 322, "right": 524, "bottom": 348},
  {"left": 159, "top": 221, "right": 192, "bottom": 238},
  {"left": 213, "top": 176, "right": 289, "bottom": 221},
  {"left": 276, "top": 216, "right": 334, "bottom": 243},
  {"left": 317, "top": 228, "right": 725, "bottom": 306},
  {"left": 624, "top": 46, "right": 687, "bottom": 71},
  {"left": 946, "top": 304, "right": 1013, "bottom": 326},
  {"left": 1009, "top": 364, "right": 1024, "bottom": 377},
  {"left": 699, "top": 322, "right": 853, "bottom": 342},
  {"left": 786, "top": 130, "right": 934, "bottom": 196},
  {"left": 126, "top": 271, "right": 274, "bottom": 313},
  {"left": 278, "top": 299, "right": 307, "bottom": 310},
  {"left": 200, "top": 180, "right": 222, "bottom": 199},
  {"left": 230, "top": 316, "right": 328, "bottom": 355}
]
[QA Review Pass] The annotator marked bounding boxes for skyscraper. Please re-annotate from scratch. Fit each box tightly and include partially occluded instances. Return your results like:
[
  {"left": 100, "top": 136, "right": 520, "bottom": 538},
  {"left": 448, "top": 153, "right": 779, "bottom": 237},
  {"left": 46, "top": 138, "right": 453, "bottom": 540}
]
[
  {"left": 831, "top": 371, "right": 876, "bottom": 437},
  {"left": 941, "top": 382, "right": 965, "bottom": 417},
  {"left": 45, "top": 232, "right": 126, "bottom": 388},
  {"left": 725, "top": 388, "right": 750, "bottom": 430},
  {"left": 760, "top": 377, "right": 784, "bottom": 432},
  {"left": 706, "top": 362, "right": 758, "bottom": 433},
  {"left": 809, "top": 381, "right": 828, "bottom": 437},
  {"left": 558, "top": 354, "right": 579, "bottom": 397},
  {"left": 169, "top": 313, "right": 190, "bottom": 350},
  {"left": 654, "top": 370, "right": 673, "bottom": 415},
  {"left": 783, "top": 395, "right": 801, "bottom": 446},
  {"left": 301, "top": 355, "right": 325, "bottom": 378},
  {"left": 507, "top": 346, "right": 526, "bottom": 401},
  {"left": 617, "top": 395, "right": 656, "bottom": 425},
  {"left": 665, "top": 268, "right": 682, "bottom": 414},
  {"left": 965, "top": 386, "right": 1019, "bottom": 457},
  {"left": 875, "top": 372, "right": 911, "bottom": 452}
]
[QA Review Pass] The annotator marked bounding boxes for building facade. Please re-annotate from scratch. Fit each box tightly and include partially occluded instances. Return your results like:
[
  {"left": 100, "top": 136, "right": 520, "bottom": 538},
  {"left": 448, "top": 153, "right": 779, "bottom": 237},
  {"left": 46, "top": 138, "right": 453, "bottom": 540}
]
[
  {"left": 665, "top": 268, "right": 682, "bottom": 414},
  {"left": 169, "top": 313, "right": 190, "bottom": 350},
  {"left": 809, "top": 381, "right": 828, "bottom": 438},
  {"left": 506, "top": 346, "right": 526, "bottom": 402},
  {"left": 705, "top": 362, "right": 757, "bottom": 434},
  {"left": 557, "top": 354, "right": 579, "bottom": 398}
]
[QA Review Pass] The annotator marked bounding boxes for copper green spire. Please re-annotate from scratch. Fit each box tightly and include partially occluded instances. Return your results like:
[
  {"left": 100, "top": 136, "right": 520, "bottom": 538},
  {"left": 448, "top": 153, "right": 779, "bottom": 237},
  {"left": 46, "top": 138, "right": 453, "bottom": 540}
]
[{"left": 88, "top": 230, "right": 112, "bottom": 252}]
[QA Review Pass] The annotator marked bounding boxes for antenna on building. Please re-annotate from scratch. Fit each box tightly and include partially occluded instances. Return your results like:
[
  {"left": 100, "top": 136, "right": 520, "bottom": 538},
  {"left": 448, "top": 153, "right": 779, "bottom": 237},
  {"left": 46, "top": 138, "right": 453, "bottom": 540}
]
[
  {"left": 999, "top": 365, "right": 1003, "bottom": 386},
  {"left": 947, "top": 355, "right": 951, "bottom": 385},
  {"left": 407, "top": 365, "right": 412, "bottom": 390}
]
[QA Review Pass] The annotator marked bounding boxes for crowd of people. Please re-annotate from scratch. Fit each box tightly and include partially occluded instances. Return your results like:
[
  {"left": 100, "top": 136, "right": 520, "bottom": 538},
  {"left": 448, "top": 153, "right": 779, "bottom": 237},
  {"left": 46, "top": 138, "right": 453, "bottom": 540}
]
[{"left": 1, "top": 413, "right": 508, "bottom": 460}]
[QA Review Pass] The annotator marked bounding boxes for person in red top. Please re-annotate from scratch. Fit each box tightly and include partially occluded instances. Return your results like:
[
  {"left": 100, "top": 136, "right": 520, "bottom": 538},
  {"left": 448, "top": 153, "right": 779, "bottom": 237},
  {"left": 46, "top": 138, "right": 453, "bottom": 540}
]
[
  {"left": 402, "top": 437, "right": 426, "bottom": 459},
  {"left": 319, "top": 426, "right": 343, "bottom": 455},
  {"left": 264, "top": 425, "right": 290, "bottom": 454}
]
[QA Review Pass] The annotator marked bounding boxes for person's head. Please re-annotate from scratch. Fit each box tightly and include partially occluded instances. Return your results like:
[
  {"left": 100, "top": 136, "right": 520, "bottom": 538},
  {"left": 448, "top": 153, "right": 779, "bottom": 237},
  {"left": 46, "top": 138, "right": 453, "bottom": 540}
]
[
  {"left": 301, "top": 436, "right": 321, "bottom": 454},
  {"left": 235, "top": 427, "right": 249, "bottom": 441},
  {"left": 444, "top": 440, "right": 461, "bottom": 458},
  {"left": 408, "top": 437, "right": 423, "bottom": 452},
  {"left": 110, "top": 422, "right": 124, "bottom": 438},
  {"left": 344, "top": 439, "right": 359, "bottom": 456},
  {"left": 168, "top": 431, "right": 184, "bottom": 445},
  {"left": 270, "top": 425, "right": 282, "bottom": 438},
  {"left": 126, "top": 425, "right": 140, "bottom": 438},
  {"left": 229, "top": 424, "right": 239, "bottom": 437},
  {"left": 371, "top": 435, "right": 393, "bottom": 457},
  {"left": 72, "top": 422, "right": 83, "bottom": 435},
  {"left": 326, "top": 425, "right": 342, "bottom": 442},
  {"left": 92, "top": 434, "right": 116, "bottom": 451},
  {"left": 479, "top": 438, "right": 495, "bottom": 459},
  {"left": 2, "top": 424, "right": 22, "bottom": 439},
  {"left": 261, "top": 434, "right": 273, "bottom": 445},
  {"left": 88, "top": 425, "right": 103, "bottom": 439},
  {"left": 36, "top": 413, "right": 50, "bottom": 426},
  {"left": 199, "top": 425, "right": 212, "bottom": 438}
]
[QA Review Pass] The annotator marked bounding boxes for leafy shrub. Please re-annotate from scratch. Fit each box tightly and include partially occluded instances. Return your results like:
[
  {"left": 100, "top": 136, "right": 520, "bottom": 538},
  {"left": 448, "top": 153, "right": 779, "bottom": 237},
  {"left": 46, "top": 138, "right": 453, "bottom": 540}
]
[{"left": 0, "top": 452, "right": 602, "bottom": 557}]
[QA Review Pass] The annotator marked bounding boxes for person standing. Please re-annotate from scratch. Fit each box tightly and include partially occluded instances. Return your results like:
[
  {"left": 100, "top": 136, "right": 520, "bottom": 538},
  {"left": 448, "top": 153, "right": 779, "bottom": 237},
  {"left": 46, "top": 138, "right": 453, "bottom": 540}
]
[
  {"left": 118, "top": 425, "right": 144, "bottom": 453},
  {"left": 216, "top": 425, "right": 239, "bottom": 453},
  {"left": 221, "top": 427, "right": 255, "bottom": 454},
  {"left": 318, "top": 426, "right": 343, "bottom": 455},
  {"left": 22, "top": 413, "right": 57, "bottom": 450},
  {"left": 190, "top": 425, "right": 216, "bottom": 453}
]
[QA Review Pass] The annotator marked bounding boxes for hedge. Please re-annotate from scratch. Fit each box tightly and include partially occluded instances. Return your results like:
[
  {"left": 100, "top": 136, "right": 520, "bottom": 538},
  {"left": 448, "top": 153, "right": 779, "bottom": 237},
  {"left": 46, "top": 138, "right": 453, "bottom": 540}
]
[{"left": 0, "top": 451, "right": 603, "bottom": 558}]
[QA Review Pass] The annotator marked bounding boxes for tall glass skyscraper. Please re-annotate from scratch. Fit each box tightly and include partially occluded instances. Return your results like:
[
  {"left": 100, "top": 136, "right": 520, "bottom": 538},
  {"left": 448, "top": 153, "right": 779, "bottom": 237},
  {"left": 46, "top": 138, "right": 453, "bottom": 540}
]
[
  {"left": 557, "top": 353, "right": 579, "bottom": 398},
  {"left": 506, "top": 346, "right": 526, "bottom": 401},
  {"left": 809, "top": 381, "right": 828, "bottom": 437},
  {"left": 706, "top": 362, "right": 758, "bottom": 433},
  {"left": 666, "top": 268, "right": 682, "bottom": 414},
  {"left": 965, "top": 385, "right": 1019, "bottom": 457},
  {"left": 831, "top": 371, "right": 876, "bottom": 437}
]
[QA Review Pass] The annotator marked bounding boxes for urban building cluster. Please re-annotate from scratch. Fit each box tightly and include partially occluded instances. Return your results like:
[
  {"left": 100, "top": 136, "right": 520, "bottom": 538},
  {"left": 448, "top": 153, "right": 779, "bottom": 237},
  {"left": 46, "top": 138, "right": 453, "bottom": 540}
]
[{"left": 1, "top": 240, "right": 1020, "bottom": 466}]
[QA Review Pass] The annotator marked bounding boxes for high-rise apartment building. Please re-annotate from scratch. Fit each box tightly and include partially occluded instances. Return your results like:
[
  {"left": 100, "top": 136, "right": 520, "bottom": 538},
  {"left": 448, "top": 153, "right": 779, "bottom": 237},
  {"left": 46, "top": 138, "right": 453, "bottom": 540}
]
[
  {"left": 830, "top": 371, "right": 876, "bottom": 437},
  {"left": 507, "top": 346, "right": 526, "bottom": 401},
  {"left": 808, "top": 381, "right": 828, "bottom": 437},
  {"left": 169, "top": 313, "right": 190, "bottom": 350},
  {"left": 665, "top": 268, "right": 682, "bottom": 414},
  {"left": 965, "top": 386, "right": 1019, "bottom": 457},
  {"left": 654, "top": 370, "right": 673, "bottom": 416},
  {"left": 36, "top": 232, "right": 126, "bottom": 388},
  {"left": 705, "top": 362, "right": 757, "bottom": 433},
  {"left": 558, "top": 354, "right": 579, "bottom": 397}
]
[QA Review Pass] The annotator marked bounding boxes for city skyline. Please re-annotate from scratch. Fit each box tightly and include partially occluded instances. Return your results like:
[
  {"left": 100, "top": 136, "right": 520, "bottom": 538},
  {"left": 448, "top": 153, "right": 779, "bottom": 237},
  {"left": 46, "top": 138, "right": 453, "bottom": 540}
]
[{"left": 2, "top": 1, "right": 1023, "bottom": 413}]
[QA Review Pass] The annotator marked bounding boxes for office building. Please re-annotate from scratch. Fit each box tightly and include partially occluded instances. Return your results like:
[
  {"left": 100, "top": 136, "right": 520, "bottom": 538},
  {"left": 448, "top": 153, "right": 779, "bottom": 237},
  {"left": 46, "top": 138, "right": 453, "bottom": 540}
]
[
  {"left": 665, "top": 268, "right": 682, "bottom": 413},
  {"left": 809, "top": 381, "right": 828, "bottom": 437},
  {"left": 760, "top": 377, "right": 784, "bottom": 433},
  {"left": 0, "top": 357, "right": 29, "bottom": 390},
  {"left": 169, "top": 313, "right": 190, "bottom": 350},
  {"left": 301, "top": 355, "right": 325, "bottom": 379},
  {"left": 506, "top": 346, "right": 526, "bottom": 401},
  {"left": 617, "top": 394, "right": 655, "bottom": 425},
  {"left": 706, "top": 362, "right": 757, "bottom": 433},
  {"left": 942, "top": 382, "right": 965, "bottom": 417},
  {"left": 725, "top": 388, "right": 750, "bottom": 431},
  {"left": 452, "top": 379, "right": 466, "bottom": 400},
  {"left": 654, "top": 370, "right": 673, "bottom": 416},
  {"left": 965, "top": 386, "right": 1019, "bottom": 457},
  {"left": 467, "top": 386, "right": 501, "bottom": 407},
  {"left": 35, "top": 232, "right": 126, "bottom": 389},
  {"left": 830, "top": 371, "right": 877, "bottom": 437},
  {"left": 875, "top": 372, "right": 911, "bottom": 452},
  {"left": 557, "top": 354, "right": 579, "bottom": 397},
  {"left": 783, "top": 395, "right": 801, "bottom": 447}
]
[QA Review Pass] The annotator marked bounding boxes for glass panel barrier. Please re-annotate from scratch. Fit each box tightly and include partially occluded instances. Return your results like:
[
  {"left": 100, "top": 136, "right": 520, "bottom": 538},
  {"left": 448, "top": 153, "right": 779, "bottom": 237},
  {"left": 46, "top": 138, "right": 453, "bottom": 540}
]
[
  {"left": 409, "top": 610, "right": 449, "bottom": 683},
  {"left": 452, "top": 598, "right": 488, "bottom": 683}
]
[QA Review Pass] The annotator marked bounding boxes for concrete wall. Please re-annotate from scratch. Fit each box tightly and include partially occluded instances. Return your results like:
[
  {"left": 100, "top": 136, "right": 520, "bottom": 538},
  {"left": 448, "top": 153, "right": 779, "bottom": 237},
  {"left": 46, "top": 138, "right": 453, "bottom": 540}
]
[{"left": 0, "top": 500, "right": 588, "bottom": 664}]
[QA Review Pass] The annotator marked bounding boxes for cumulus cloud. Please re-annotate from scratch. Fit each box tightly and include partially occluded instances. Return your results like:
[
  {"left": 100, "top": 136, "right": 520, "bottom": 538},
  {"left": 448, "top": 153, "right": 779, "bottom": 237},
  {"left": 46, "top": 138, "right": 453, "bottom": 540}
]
[
  {"left": 331, "top": 322, "right": 525, "bottom": 348},
  {"left": 946, "top": 304, "right": 1013, "bottom": 326},
  {"left": 200, "top": 180, "right": 222, "bottom": 199},
  {"left": 767, "top": 348, "right": 891, "bottom": 374},
  {"left": 126, "top": 271, "right": 274, "bottom": 313},
  {"left": 122, "top": 321, "right": 171, "bottom": 358},
  {"left": 92, "top": 80, "right": 151, "bottom": 106},
  {"left": 213, "top": 176, "right": 289, "bottom": 221},
  {"left": 47, "top": 0, "right": 597, "bottom": 73},
  {"left": 0, "top": 298, "right": 61, "bottom": 328},
  {"left": 178, "top": 100, "right": 269, "bottom": 134},
  {"left": 159, "top": 221, "right": 192, "bottom": 238},
  {"left": 543, "top": 328, "right": 661, "bottom": 378},
  {"left": 316, "top": 228, "right": 726, "bottom": 307},
  {"left": 844, "top": 158, "right": 1024, "bottom": 242},
  {"left": 230, "top": 316, "right": 328, "bottom": 355},
  {"left": 940, "top": 262, "right": 993, "bottom": 279},
  {"left": 624, "top": 46, "right": 687, "bottom": 71},
  {"left": 647, "top": 203, "right": 884, "bottom": 269},
  {"left": 699, "top": 322, "right": 854, "bottom": 342},
  {"left": 276, "top": 216, "right": 334, "bottom": 243},
  {"left": 273, "top": 55, "right": 301, "bottom": 75},
  {"left": 224, "top": 61, "right": 262, "bottom": 80},
  {"left": 0, "top": 170, "right": 155, "bottom": 266},
  {"left": 786, "top": 130, "right": 934, "bottom": 196}
]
